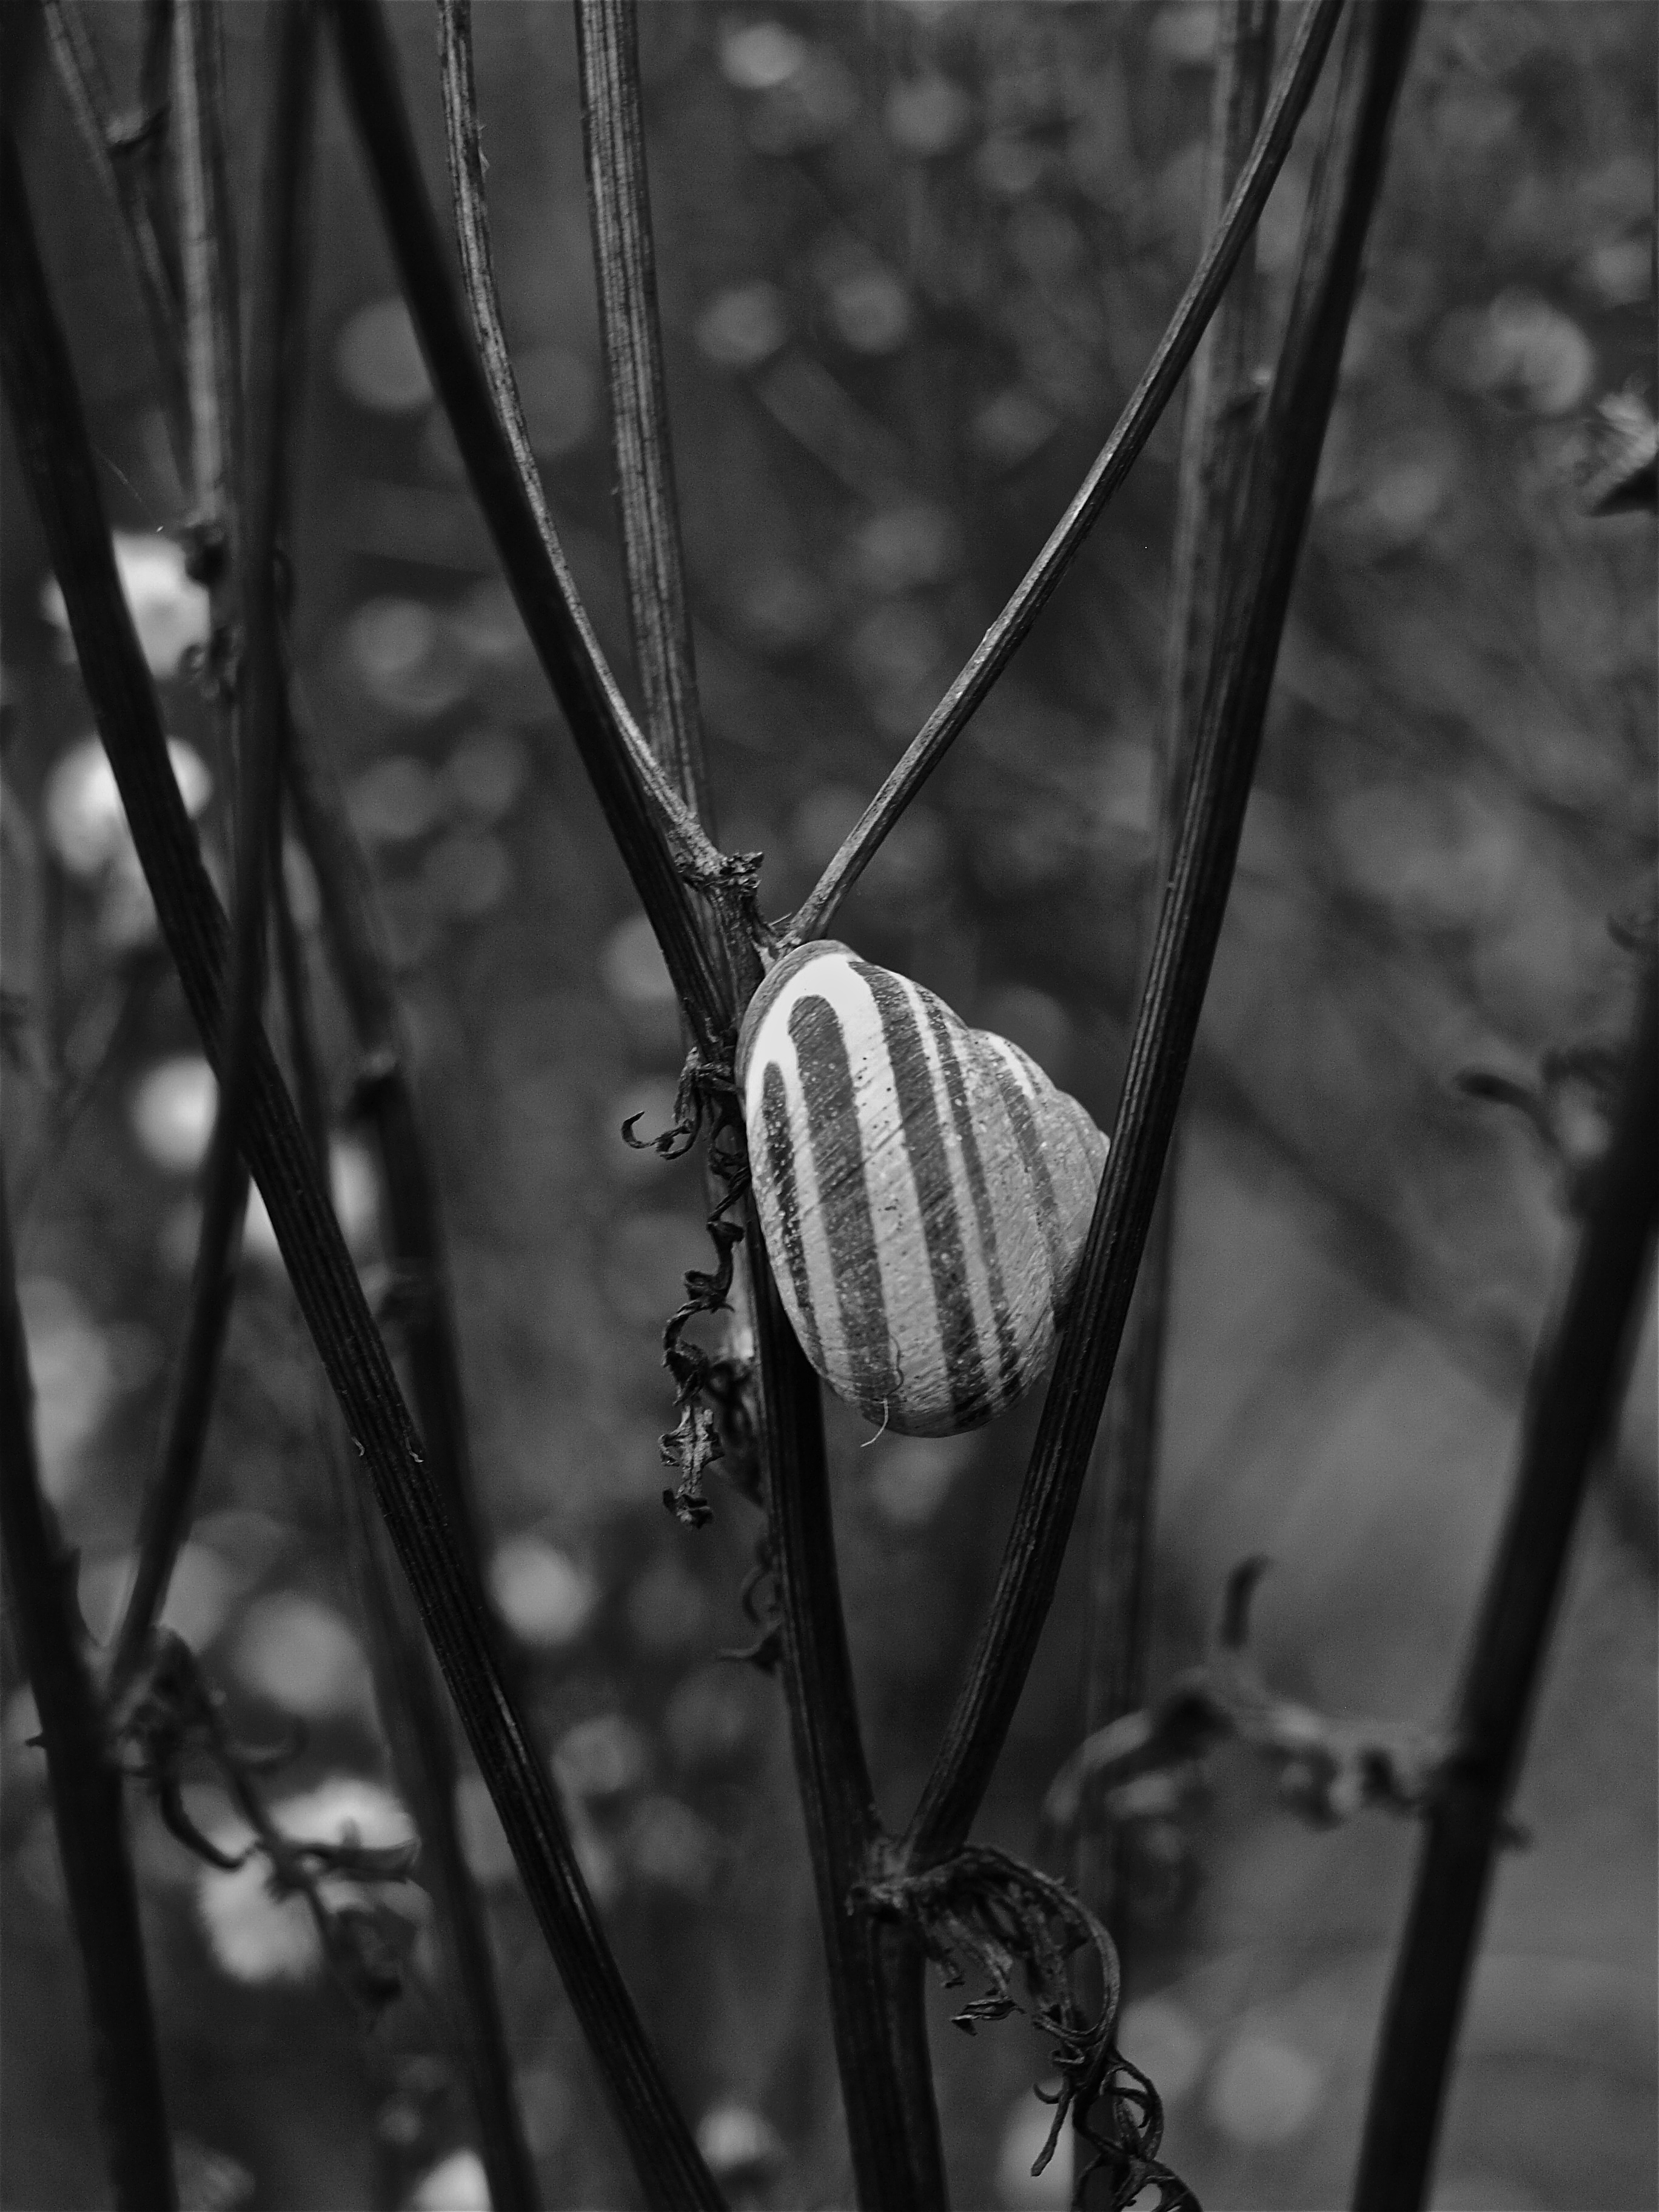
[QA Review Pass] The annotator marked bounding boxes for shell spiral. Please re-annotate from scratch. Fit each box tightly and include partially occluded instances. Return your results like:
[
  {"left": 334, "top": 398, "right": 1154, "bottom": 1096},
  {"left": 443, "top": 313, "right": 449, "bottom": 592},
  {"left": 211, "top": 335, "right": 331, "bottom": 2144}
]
[{"left": 737, "top": 941, "right": 1107, "bottom": 1437}]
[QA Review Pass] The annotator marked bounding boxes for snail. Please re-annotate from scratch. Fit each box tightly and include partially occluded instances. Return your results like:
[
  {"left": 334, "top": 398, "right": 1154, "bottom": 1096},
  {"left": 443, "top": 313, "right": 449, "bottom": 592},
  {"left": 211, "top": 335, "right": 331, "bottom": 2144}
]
[{"left": 736, "top": 942, "right": 1107, "bottom": 1437}]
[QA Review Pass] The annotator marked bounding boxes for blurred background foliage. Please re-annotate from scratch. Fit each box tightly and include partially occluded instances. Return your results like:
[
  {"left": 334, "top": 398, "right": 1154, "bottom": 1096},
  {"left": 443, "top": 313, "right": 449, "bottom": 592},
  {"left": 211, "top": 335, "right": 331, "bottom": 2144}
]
[{"left": 1, "top": 2, "right": 1654, "bottom": 2207}]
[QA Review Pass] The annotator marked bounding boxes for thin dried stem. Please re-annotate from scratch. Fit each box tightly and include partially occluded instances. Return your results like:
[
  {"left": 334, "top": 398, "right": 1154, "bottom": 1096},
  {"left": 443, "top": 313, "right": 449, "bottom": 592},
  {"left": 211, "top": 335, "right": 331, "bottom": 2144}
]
[
  {"left": 1352, "top": 960, "right": 1657, "bottom": 2208},
  {"left": 112, "top": 1151, "right": 250, "bottom": 1696},
  {"left": 748, "top": 1229, "right": 948, "bottom": 2208},
  {"left": 560, "top": 13, "right": 933, "bottom": 2182},
  {"left": 273, "top": 813, "right": 541, "bottom": 2212},
  {"left": 431, "top": 1, "right": 699, "bottom": 826},
  {"left": 332, "top": 0, "right": 726, "bottom": 1051},
  {"left": 40, "top": 0, "right": 189, "bottom": 490},
  {"left": 435, "top": 0, "right": 718, "bottom": 864},
  {"left": 0, "top": 1178, "right": 178, "bottom": 2212},
  {"left": 572, "top": 0, "right": 712, "bottom": 824},
  {"left": 0, "top": 127, "right": 722, "bottom": 2212},
  {"left": 906, "top": 0, "right": 1423, "bottom": 1872},
  {"left": 1076, "top": 0, "right": 1278, "bottom": 1932},
  {"left": 113, "top": 0, "right": 317, "bottom": 1698},
  {"left": 789, "top": 0, "right": 1346, "bottom": 947},
  {"left": 173, "top": 0, "right": 242, "bottom": 587},
  {"left": 281, "top": 691, "right": 525, "bottom": 1692}
]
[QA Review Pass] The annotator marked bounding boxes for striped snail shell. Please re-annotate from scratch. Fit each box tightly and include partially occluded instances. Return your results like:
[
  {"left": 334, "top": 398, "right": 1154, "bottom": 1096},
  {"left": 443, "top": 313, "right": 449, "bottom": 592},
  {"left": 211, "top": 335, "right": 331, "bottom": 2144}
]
[{"left": 737, "top": 941, "right": 1107, "bottom": 1438}]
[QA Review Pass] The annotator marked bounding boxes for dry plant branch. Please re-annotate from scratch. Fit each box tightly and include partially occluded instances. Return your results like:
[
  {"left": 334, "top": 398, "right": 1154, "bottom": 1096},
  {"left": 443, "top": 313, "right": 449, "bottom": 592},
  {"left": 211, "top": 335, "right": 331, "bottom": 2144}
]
[
  {"left": 560, "top": 10, "right": 939, "bottom": 2173},
  {"left": 113, "top": 0, "right": 315, "bottom": 1698},
  {"left": 429, "top": 0, "right": 713, "bottom": 863},
  {"left": 330, "top": 0, "right": 728, "bottom": 1053},
  {"left": 1077, "top": 0, "right": 1278, "bottom": 1933},
  {"left": 906, "top": 0, "right": 1424, "bottom": 1872},
  {"left": 1352, "top": 953, "right": 1659, "bottom": 2210},
  {"left": 272, "top": 815, "right": 541, "bottom": 2212},
  {"left": 0, "top": 129, "right": 723, "bottom": 2212},
  {"left": 0, "top": 1176, "right": 178, "bottom": 2212},
  {"left": 789, "top": 0, "right": 1347, "bottom": 947},
  {"left": 747, "top": 1233, "right": 948, "bottom": 2208},
  {"left": 572, "top": 0, "right": 712, "bottom": 826}
]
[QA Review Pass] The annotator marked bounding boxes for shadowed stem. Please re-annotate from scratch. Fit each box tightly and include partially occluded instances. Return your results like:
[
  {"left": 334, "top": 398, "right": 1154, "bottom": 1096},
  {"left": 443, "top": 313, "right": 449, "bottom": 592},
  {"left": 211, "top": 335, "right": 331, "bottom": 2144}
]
[
  {"left": 0, "top": 123, "right": 723, "bottom": 2212},
  {"left": 332, "top": 0, "right": 726, "bottom": 1051},
  {"left": 1076, "top": 0, "right": 1278, "bottom": 1934},
  {"left": 1352, "top": 957, "right": 1658, "bottom": 2208},
  {"left": 906, "top": 0, "right": 1424, "bottom": 1872},
  {"left": 0, "top": 1177, "right": 178, "bottom": 2212},
  {"left": 790, "top": 0, "right": 1346, "bottom": 946},
  {"left": 112, "top": 0, "right": 319, "bottom": 1700},
  {"left": 748, "top": 1229, "right": 950, "bottom": 2209},
  {"left": 272, "top": 811, "right": 541, "bottom": 2212},
  {"left": 40, "top": 0, "right": 189, "bottom": 492}
]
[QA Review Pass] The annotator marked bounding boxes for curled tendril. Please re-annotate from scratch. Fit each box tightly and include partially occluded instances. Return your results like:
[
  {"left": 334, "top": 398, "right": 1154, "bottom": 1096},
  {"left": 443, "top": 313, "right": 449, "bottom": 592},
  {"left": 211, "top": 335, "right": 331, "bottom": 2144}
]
[
  {"left": 718, "top": 1537, "right": 782, "bottom": 1674},
  {"left": 622, "top": 1048, "right": 752, "bottom": 1527},
  {"left": 860, "top": 1844, "right": 1197, "bottom": 2210}
]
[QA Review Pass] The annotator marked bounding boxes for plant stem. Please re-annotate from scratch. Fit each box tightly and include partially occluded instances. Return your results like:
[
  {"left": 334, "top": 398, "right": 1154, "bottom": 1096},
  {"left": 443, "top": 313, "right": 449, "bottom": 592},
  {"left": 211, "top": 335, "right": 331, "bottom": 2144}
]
[
  {"left": 1352, "top": 958, "right": 1658, "bottom": 2211},
  {"left": 329, "top": 0, "right": 726, "bottom": 1053},
  {"left": 748, "top": 1226, "right": 949, "bottom": 2210},
  {"left": 281, "top": 699, "right": 523, "bottom": 1692},
  {"left": 173, "top": 0, "right": 241, "bottom": 580},
  {"left": 905, "top": 0, "right": 1423, "bottom": 1872},
  {"left": 273, "top": 811, "right": 542, "bottom": 2212},
  {"left": 572, "top": 0, "right": 712, "bottom": 828},
  {"left": 429, "top": 0, "right": 710, "bottom": 853},
  {"left": 1075, "top": 0, "right": 1278, "bottom": 1931},
  {"left": 566, "top": 12, "right": 937, "bottom": 2182},
  {"left": 39, "top": 0, "right": 189, "bottom": 491},
  {"left": 113, "top": 0, "right": 318, "bottom": 1698},
  {"left": 0, "top": 1178, "right": 178, "bottom": 2212},
  {"left": 0, "top": 125, "right": 723, "bottom": 2212},
  {"left": 789, "top": 0, "right": 1346, "bottom": 947}
]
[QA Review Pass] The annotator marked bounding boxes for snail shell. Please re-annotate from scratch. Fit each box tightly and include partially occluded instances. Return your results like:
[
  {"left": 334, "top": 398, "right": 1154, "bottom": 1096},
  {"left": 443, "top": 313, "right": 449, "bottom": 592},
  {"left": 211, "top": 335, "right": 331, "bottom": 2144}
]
[{"left": 737, "top": 942, "right": 1107, "bottom": 1437}]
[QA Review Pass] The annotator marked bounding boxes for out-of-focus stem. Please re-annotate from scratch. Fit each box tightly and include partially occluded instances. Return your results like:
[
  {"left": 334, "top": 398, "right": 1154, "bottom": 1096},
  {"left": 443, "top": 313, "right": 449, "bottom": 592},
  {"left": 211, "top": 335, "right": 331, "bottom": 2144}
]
[
  {"left": 907, "top": 0, "right": 1423, "bottom": 1871},
  {"left": 0, "top": 1179, "right": 178, "bottom": 2212},
  {"left": 282, "top": 696, "right": 524, "bottom": 1694},
  {"left": 1075, "top": 0, "right": 1278, "bottom": 1933},
  {"left": 40, "top": 0, "right": 189, "bottom": 489},
  {"left": 789, "top": 0, "right": 1346, "bottom": 947},
  {"left": 113, "top": 0, "right": 318, "bottom": 1699},
  {"left": 1, "top": 125, "right": 722, "bottom": 2210},
  {"left": 1352, "top": 958, "right": 1658, "bottom": 2208},
  {"left": 272, "top": 808, "right": 541, "bottom": 2212}
]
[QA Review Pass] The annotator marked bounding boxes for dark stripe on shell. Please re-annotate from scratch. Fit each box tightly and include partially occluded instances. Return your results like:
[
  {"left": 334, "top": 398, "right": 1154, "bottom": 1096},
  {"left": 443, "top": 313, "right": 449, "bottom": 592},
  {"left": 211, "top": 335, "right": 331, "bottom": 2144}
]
[
  {"left": 853, "top": 962, "right": 986, "bottom": 1426},
  {"left": 787, "top": 994, "right": 893, "bottom": 1412},
  {"left": 986, "top": 1045, "right": 1068, "bottom": 1326},
  {"left": 737, "top": 940, "right": 849, "bottom": 1092},
  {"left": 922, "top": 997, "right": 1025, "bottom": 1410},
  {"left": 760, "top": 1059, "right": 823, "bottom": 1373}
]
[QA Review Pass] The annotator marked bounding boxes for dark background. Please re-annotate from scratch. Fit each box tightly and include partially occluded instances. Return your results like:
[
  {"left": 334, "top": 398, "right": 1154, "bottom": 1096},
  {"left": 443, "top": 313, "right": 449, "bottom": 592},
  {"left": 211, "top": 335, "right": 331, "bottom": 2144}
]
[{"left": 2, "top": 4, "right": 1654, "bottom": 2207}]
